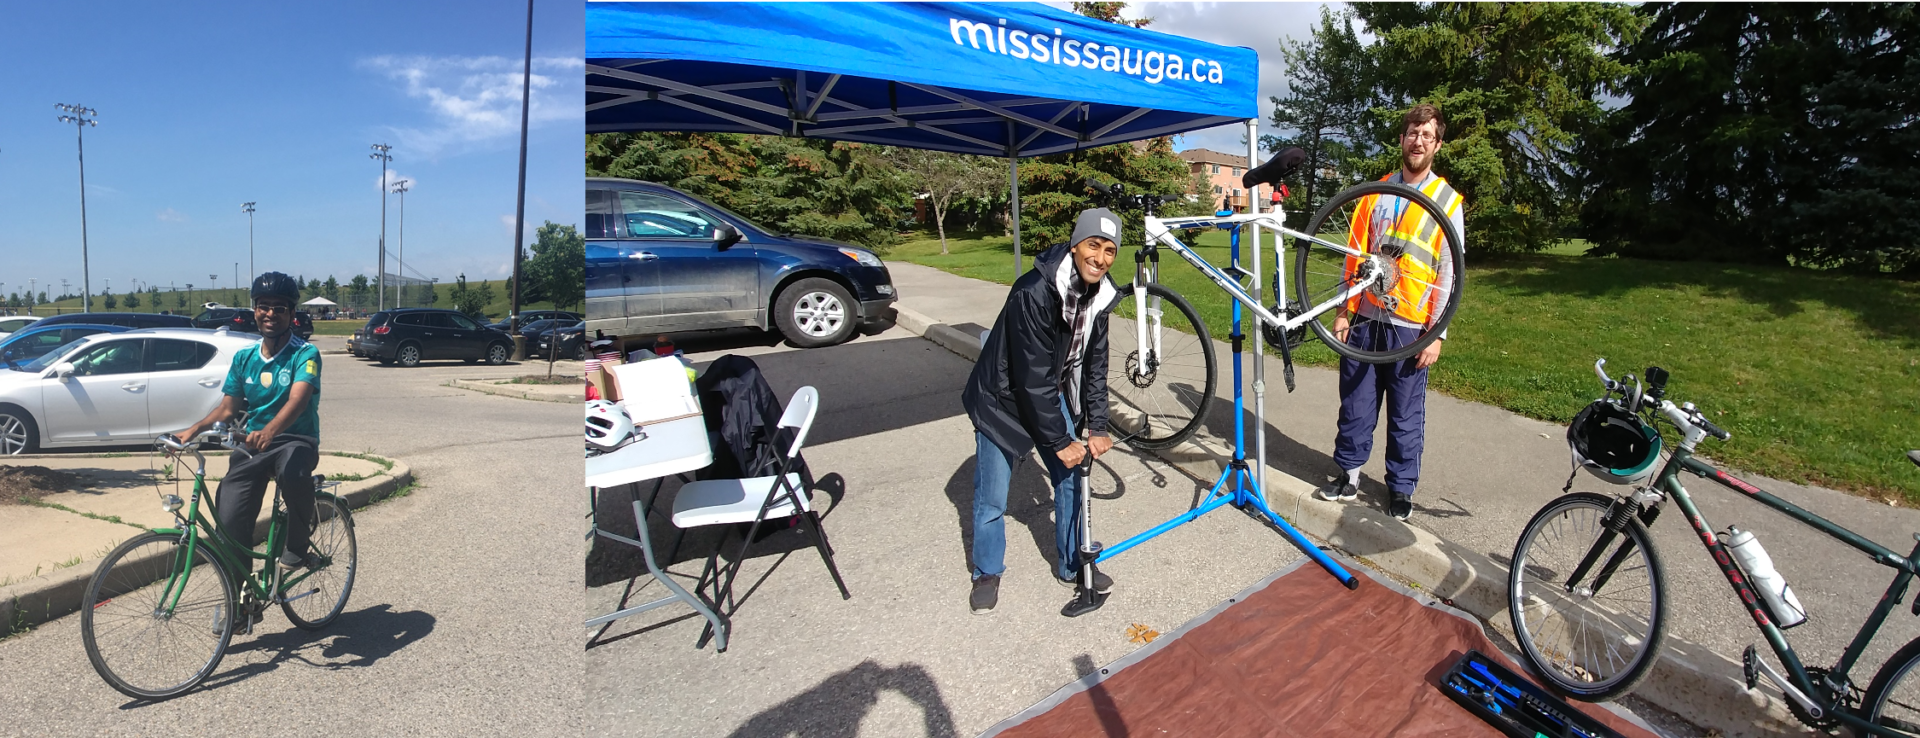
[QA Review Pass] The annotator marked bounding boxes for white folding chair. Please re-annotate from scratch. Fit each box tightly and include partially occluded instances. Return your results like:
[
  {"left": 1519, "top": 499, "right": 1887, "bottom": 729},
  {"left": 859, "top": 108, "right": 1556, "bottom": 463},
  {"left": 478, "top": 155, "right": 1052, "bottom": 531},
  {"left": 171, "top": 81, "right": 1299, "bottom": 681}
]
[{"left": 669, "top": 386, "right": 850, "bottom": 642}]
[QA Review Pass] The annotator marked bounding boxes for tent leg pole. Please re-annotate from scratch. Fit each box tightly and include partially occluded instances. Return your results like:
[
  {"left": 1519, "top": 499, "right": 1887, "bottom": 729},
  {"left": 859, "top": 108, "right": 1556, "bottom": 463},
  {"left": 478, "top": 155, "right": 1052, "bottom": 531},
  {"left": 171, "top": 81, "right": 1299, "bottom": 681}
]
[
  {"left": 1247, "top": 117, "right": 1267, "bottom": 508},
  {"left": 1010, "top": 137, "right": 1021, "bottom": 276}
]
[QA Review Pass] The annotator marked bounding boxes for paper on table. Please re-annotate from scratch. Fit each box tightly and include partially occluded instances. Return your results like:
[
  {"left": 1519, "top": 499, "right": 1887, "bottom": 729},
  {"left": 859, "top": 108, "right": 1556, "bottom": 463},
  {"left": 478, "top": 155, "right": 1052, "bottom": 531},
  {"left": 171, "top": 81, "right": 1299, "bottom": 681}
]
[{"left": 612, "top": 358, "right": 702, "bottom": 425}]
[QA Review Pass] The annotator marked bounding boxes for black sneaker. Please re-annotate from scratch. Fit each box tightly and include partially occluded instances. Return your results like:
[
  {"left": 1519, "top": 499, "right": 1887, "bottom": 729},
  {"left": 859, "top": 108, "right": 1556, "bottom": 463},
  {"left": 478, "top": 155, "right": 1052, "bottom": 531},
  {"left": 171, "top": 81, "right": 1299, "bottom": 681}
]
[
  {"left": 1056, "top": 567, "right": 1114, "bottom": 594},
  {"left": 1317, "top": 479, "right": 1358, "bottom": 501},
  {"left": 1389, "top": 496, "right": 1413, "bottom": 521},
  {"left": 970, "top": 575, "right": 1000, "bottom": 614},
  {"left": 212, "top": 602, "right": 263, "bottom": 635}
]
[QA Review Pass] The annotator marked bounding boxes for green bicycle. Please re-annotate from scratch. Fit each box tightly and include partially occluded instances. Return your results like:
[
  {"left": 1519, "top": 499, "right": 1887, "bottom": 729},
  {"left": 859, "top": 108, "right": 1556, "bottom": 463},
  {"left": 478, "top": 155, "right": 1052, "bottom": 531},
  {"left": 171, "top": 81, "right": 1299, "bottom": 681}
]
[
  {"left": 1509, "top": 359, "right": 1920, "bottom": 735},
  {"left": 80, "top": 421, "right": 357, "bottom": 700}
]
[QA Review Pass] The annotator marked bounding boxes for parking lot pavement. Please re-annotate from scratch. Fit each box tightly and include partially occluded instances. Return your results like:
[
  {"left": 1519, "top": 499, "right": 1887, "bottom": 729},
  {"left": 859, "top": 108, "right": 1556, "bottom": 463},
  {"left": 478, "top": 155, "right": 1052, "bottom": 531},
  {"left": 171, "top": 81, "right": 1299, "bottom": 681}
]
[
  {"left": 584, "top": 325, "right": 1370, "bottom": 736},
  {"left": 0, "top": 354, "right": 580, "bottom": 735}
]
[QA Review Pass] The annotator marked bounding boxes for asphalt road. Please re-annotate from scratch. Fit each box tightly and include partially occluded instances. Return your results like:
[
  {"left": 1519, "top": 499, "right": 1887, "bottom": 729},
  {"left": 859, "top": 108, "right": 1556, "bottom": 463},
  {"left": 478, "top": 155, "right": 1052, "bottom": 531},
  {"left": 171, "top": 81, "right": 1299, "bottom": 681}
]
[{"left": 0, "top": 350, "right": 579, "bottom": 735}]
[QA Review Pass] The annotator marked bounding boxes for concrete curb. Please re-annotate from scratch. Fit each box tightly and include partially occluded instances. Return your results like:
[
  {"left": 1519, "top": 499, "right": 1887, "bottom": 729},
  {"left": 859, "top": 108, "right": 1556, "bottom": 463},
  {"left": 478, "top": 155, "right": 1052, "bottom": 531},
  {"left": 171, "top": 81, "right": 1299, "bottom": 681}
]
[
  {"left": 1, "top": 455, "right": 413, "bottom": 635},
  {"left": 895, "top": 309, "right": 1806, "bottom": 737},
  {"left": 445, "top": 377, "right": 580, "bottom": 404}
]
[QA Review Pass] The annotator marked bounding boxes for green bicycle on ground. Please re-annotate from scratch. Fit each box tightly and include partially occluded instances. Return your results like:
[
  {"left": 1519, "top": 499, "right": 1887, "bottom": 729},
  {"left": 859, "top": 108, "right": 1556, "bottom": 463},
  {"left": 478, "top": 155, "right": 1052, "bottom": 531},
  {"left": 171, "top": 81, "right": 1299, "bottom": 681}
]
[
  {"left": 1508, "top": 358, "right": 1920, "bottom": 735},
  {"left": 80, "top": 420, "right": 357, "bottom": 700}
]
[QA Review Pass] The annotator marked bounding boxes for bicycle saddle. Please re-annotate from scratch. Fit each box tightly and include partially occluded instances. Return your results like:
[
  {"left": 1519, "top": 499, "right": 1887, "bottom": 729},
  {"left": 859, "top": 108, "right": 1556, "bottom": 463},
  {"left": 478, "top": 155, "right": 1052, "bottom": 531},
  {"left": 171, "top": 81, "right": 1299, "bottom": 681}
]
[{"left": 1242, "top": 146, "right": 1307, "bottom": 188}]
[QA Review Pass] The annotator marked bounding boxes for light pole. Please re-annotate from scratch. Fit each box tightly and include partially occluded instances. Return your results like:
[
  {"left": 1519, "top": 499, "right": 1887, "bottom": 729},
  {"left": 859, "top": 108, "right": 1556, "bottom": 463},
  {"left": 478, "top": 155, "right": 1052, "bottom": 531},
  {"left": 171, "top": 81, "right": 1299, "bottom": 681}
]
[
  {"left": 186, "top": 283, "right": 193, "bottom": 311},
  {"left": 234, "top": 263, "right": 240, "bottom": 305},
  {"left": 56, "top": 104, "right": 98, "bottom": 312},
  {"left": 210, "top": 274, "right": 218, "bottom": 308},
  {"left": 370, "top": 143, "right": 392, "bottom": 313},
  {"left": 242, "top": 202, "right": 256, "bottom": 282},
  {"left": 391, "top": 179, "right": 410, "bottom": 307}
]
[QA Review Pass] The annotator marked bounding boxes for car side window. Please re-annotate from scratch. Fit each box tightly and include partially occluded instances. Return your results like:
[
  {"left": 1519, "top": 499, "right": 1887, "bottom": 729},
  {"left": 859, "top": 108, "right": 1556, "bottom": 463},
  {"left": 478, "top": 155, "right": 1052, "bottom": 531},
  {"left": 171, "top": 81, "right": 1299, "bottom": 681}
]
[
  {"left": 394, "top": 313, "right": 427, "bottom": 327},
  {"left": 446, "top": 313, "right": 482, "bottom": 330},
  {"left": 587, "top": 189, "right": 621, "bottom": 239},
  {"left": 618, "top": 192, "right": 717, "bottom": 239},
  {"left": 149, "top": 339, "right": 217, "bottom": 372},
  {"left": 69, "top": 340, "right": 146, "bottom": 377}
]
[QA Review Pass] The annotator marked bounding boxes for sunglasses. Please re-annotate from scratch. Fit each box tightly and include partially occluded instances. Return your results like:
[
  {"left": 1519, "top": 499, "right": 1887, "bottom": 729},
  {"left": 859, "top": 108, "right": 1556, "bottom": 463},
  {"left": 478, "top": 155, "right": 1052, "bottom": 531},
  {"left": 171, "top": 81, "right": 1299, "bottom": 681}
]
[{"left": 254, "top": 305, "right": 292, "bottom": 315}]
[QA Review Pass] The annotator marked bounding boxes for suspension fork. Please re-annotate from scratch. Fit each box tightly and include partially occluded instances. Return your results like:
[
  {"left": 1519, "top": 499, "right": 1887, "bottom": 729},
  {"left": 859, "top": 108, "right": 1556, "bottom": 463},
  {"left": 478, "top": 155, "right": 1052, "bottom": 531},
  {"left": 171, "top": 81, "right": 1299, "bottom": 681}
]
[
  {"left": 1565, "top": 496, "right": 1660, "bottom": 595},
  {"left": 1132, "top": 248, "right": 1161, "bottom": 378}
]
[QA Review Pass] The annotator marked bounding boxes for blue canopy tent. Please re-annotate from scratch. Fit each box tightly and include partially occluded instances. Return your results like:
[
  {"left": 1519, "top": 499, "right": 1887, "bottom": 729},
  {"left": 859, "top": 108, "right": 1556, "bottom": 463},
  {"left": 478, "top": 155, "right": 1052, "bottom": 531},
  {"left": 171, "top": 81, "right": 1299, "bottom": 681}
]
[{"left": 586, "top": 1, "right": 1260, "bottom": 270}]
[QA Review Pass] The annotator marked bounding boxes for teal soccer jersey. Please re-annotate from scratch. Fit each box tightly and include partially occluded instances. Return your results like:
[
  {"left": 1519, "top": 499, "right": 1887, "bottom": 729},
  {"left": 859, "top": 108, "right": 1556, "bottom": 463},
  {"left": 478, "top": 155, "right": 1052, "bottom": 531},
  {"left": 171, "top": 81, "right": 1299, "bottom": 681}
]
[{"left": 222, "top": 336, "right": 321, "bottom": 439}]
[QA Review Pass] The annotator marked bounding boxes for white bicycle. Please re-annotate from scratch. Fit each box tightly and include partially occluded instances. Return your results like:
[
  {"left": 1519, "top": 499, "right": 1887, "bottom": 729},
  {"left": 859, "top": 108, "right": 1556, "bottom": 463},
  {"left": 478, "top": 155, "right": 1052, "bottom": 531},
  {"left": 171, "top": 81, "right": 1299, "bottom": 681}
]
[{"left": 1092, "top": 149, "right": 1465, "bottom": 449}]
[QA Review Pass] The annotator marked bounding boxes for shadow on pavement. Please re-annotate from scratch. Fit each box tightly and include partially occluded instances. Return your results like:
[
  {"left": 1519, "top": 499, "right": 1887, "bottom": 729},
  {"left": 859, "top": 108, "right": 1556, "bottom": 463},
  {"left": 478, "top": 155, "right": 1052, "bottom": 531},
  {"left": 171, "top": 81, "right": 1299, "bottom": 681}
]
[
  {"left": 723, "top": 659, "right": 958, "bottom": 738},
  {"left": 124, "top": 604, "right": 436, "bottom": 707},
  {"left": 941, "top": 448, "right": 1132, "bottom": 580}
]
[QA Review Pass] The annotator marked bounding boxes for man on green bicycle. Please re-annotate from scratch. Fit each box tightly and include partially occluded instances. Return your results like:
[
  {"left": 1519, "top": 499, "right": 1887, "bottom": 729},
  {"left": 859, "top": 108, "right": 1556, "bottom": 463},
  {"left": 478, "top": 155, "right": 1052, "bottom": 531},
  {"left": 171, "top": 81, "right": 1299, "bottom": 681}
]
[{"left": 173, "top": 271, "right": 323, "bottom": 572}]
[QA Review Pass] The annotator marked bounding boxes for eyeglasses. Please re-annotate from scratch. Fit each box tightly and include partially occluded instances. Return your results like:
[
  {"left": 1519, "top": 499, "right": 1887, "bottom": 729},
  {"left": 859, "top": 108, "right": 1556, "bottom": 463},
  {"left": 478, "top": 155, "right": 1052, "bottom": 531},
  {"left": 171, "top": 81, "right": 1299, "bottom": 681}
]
[
  {"left": 254, "top": 305, "right": 292, "bottom": 315},
  {"left": 1403, "top": 131, "right": 1440, "bottom": 143}
]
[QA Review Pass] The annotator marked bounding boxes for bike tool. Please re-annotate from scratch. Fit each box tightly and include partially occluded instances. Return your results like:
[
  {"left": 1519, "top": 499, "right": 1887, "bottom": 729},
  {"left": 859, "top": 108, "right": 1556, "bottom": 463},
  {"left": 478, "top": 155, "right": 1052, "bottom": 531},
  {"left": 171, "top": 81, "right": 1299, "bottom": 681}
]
[{"left": 1063, "top": 455, "right": 1109, "bottom": 617}]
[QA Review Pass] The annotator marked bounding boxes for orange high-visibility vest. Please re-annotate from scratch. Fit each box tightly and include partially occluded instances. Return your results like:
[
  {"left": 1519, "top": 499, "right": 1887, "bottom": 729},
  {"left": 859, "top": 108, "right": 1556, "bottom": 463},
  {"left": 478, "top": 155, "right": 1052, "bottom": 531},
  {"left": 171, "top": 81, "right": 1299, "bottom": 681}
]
[{"left": 1343, "top": 173, "right": 1464, "bottom": 325}]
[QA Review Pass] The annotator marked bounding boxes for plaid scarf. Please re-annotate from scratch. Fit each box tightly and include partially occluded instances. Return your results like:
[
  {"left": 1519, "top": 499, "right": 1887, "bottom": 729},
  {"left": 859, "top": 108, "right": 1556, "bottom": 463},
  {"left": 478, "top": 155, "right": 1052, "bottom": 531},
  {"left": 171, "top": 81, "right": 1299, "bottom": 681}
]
[{"left": 1055, "top": 258, "right": 1101, "bottom": 416}]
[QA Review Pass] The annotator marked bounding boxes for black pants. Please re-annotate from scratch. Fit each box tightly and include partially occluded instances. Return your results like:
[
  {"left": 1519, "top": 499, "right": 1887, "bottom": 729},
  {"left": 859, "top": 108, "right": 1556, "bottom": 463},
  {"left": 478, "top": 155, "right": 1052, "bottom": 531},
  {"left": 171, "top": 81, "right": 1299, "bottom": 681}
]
[{"left": 214, "top": 434, "right": 318, "bottom": 560}]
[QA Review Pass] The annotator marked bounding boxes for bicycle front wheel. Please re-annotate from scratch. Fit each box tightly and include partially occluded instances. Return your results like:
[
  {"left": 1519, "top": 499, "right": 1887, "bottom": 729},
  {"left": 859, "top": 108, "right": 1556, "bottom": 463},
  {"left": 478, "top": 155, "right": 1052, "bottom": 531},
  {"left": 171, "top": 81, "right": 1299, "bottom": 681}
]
[
  {"left": 282, "top": 492, "right": 357, "bottom": 629},
  {"left": 1293, "top": 180, "right": 1465, "bottom": 364},
  {"left": 1508, "top": 492, "right": 1667, "bottom": 701},
  {"left": 81, "top": 531, "right": 235, "bottom": 700},
  {"left": 1106, "top": 282, "right": 1216, "bottom": 450}
]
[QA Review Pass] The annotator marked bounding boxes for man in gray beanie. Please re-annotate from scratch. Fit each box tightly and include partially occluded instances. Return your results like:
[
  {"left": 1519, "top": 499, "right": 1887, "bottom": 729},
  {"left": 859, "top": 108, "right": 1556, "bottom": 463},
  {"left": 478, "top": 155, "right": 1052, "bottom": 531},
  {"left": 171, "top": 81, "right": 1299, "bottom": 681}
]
[{"left": 960, "top": 208, "right": 1122, "bottom": 613}]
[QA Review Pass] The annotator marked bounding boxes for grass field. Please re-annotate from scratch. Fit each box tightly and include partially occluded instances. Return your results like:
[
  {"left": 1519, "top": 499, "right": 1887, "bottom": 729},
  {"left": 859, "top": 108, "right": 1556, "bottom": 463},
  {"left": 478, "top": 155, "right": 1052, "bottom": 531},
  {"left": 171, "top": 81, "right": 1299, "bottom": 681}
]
[{"left": 893, "top": 230, "right": 1920, "bottom": 501}]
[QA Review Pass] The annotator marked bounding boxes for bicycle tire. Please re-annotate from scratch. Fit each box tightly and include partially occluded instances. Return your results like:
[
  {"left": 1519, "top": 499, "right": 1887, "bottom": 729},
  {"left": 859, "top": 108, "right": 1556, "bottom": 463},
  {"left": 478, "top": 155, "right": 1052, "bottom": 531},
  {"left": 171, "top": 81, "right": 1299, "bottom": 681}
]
[
  {"left": 281, "top": 492, "right": 357, "bottom": 629},
  {"left": 81, "top": 531, "right": 235, "bottom": 700},
  {"left": 1106, "top": 282, "right": 1215, "bottom": 450},
  {"left": 1508, "top": 492, "right": 1668, "bottom": 701},
  {"left": 1292, "top": 180, "right": 1465, "bottom": 364},
  {"left": 1859, "top": 634, "right": 1920, "bottom": 734}
]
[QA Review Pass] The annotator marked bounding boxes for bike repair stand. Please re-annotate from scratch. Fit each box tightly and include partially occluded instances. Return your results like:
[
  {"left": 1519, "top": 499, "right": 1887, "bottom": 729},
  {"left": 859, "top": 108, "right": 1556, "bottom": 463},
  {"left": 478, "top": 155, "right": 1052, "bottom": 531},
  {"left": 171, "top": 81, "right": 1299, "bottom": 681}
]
[
  {"left": 1081, "top": 211, "right": 1359, "bottom": 597},
  {"left": 1062, "top": 457, "right": 1108, "bottom": 617}
]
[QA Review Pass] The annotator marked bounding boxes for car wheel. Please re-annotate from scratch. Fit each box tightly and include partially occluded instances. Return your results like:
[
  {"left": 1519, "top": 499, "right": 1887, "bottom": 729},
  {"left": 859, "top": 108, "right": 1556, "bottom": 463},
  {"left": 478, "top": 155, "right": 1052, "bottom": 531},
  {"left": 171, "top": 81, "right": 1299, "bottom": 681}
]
[
  {"left": 0, "top": 408, "right": 38, "bottom": 455},
  {"left": 397, "top": 342, "right": 422, "bottom": 368},
  {"left": 574, "top": 342, "right": 588, "bottom": 362},
  {"left": 775, "top": 278, "right": 857, "bottom": 348},
  {"left": 486, "top": 342, "right": 510, "bottom": 366}
]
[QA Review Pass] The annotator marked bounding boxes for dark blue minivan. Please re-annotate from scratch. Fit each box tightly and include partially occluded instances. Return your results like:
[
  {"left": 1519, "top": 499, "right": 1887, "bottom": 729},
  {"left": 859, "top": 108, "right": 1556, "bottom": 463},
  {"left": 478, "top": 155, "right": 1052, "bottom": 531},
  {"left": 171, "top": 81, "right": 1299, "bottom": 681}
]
[{"left": 586, "top": 178, "right": 897, "bottom": 348}]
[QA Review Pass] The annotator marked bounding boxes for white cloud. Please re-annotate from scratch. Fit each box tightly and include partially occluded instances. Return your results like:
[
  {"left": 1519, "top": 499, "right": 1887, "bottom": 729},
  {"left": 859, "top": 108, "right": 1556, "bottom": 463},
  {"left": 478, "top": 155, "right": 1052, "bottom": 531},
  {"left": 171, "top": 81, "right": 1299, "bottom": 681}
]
[
  {"left": 361, "top": 55, "right": 585, "bottom": 156},
  {"left": 157, "top": 208, "right": 188, "bottom": 222}
]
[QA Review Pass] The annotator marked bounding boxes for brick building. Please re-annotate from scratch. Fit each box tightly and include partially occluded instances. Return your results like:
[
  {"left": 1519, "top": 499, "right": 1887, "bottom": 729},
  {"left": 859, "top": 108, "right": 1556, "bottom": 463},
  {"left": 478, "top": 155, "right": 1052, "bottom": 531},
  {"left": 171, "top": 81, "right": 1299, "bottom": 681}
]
[{"left": 1178, "top": 148, "right": 1274, "bottom": 213}]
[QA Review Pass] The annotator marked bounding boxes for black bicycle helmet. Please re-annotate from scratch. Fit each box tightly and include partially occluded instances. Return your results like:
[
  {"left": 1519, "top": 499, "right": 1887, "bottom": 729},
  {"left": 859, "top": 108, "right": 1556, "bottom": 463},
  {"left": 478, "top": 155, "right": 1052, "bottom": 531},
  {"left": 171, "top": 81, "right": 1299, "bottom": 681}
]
[
  {"left": 251, "top": 271, "right": 300, "bottom": 305},
  {"left": 1567, "top": 399, "right": 1663, "bottom": 485}
]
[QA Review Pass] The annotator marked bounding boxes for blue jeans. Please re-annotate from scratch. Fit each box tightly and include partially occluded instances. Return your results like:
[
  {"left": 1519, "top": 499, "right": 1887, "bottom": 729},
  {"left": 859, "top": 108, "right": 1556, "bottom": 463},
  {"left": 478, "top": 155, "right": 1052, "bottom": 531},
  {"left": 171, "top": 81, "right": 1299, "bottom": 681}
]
[{"left": 971, "top": 399, "right": 1082, "bottom": 582}]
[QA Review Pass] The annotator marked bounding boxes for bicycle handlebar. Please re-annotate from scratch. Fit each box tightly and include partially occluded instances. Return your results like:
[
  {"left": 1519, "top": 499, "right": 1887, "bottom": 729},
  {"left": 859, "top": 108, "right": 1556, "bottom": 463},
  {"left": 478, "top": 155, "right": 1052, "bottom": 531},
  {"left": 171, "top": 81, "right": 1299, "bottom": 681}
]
[
  {"left": 1083, "top": 178, "right": 1180, "bottom": 215},
  {"left": 157, "top": 423, "right": 254, "bottom": 460},
  {"left": 1600, "top": 358, "right": 1731, "bottom": 442}
]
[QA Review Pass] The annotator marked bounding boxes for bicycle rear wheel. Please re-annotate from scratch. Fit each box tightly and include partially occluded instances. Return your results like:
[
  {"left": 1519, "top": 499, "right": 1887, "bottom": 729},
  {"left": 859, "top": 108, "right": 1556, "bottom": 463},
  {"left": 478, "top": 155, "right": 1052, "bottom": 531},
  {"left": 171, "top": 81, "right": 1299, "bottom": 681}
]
[
  {"left": 1860, "top": 635, "right": 1920, "bottom": 735},
  {"left": 1292, "top": 180, "right": 1464, "bottom": 364},
  {"left": 82, "top": 531, "right": 234, "bottom": 700},
  {"left": 1106, "top": 282, "right": 1215, "bottom": 450},
  {"left": 282, "top": 492, "right": 357, "bottom": 629},
  {"left": 1508, "top": 492, "right": 1667, "bottom": 701}
]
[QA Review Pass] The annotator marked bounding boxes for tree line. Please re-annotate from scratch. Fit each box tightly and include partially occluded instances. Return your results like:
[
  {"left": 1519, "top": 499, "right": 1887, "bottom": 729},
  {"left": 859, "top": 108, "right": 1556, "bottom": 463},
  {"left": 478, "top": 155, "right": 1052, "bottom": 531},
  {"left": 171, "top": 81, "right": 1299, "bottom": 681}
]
[{"left": 1270, "top": 2, "right": 1920, "bottom": 275}]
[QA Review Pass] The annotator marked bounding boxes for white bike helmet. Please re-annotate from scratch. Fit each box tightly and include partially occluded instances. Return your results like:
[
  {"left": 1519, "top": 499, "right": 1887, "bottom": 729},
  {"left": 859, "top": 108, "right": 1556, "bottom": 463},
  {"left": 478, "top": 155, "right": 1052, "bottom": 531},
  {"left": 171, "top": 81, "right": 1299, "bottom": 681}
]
[
  {"left": 1567, "top": 399, "right": 1663, "bottom": 485},
  {"left": 585, "top": 400, "right": 635, "bottom": 450}
]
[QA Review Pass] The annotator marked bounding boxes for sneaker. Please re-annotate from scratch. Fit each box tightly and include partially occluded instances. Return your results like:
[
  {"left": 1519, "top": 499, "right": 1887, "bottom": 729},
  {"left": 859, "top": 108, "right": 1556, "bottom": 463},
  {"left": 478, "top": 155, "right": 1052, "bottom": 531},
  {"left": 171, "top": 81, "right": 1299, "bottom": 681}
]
[
  {"left": 970, "top": 575, "right": 1000, "bottom": 614},
  {"left": 1056, "top": 566, "right": 1114, "bottom": 594},
  {"left": 211, "top": 602, "right": 262, "bottom": 635},
  {"left": 1389, "top": 496, "right": 1413, "bottom": 521},
  {"left": 1316, "top": 479, "right": 1358, "bottom": 502},
  {"left": 278, "top": 551, "right": 317, "bottom": 571}
]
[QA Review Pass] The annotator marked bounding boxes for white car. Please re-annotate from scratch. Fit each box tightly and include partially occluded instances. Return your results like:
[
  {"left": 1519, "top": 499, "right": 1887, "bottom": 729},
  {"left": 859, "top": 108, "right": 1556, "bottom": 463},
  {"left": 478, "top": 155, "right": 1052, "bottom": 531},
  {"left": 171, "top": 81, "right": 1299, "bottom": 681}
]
[
  {"left": 0, "top": 327, "right": 262, "bottom": 455},
  {"left": 0, "top": 316, "right": 40, "bottom": 334}
]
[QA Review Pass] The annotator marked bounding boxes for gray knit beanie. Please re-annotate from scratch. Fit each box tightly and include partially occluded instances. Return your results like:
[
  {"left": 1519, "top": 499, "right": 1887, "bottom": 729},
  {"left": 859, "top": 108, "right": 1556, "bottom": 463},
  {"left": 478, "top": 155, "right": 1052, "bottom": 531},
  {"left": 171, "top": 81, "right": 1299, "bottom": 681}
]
[{"left": 1068, "top": 208, "right": 1121, "bottom": 250}]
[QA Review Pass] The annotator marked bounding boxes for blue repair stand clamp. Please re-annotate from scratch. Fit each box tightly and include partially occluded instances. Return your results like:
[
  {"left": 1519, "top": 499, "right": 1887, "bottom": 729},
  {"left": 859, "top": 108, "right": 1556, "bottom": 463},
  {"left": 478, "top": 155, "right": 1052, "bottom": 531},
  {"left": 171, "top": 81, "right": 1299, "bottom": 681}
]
[{"left": 1092, "top": 212, "right": 1359, "bottom": 592}]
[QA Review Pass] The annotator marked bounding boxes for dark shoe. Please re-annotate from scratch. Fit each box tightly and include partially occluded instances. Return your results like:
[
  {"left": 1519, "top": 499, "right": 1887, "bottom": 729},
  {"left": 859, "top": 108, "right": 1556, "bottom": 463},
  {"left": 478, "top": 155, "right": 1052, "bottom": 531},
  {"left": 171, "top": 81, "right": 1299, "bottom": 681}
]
[
  {"left": 212, "top": 601, "right": 263, "bottom": 635},
  {"left": 1056, "top": 566, "right": 1114, "bottom": 594},
  {"left": 1317, "top": 479, "right": 1358, "bottom": 502},
  {"left": 970, "top": 575, "right": 1000, "bottom": 614},
  {"left": 1389, "top": 496, "right": 1412, "bottom": 521},
  {"left": 278, "top": 551, "right": 317, "bottom": 571}
]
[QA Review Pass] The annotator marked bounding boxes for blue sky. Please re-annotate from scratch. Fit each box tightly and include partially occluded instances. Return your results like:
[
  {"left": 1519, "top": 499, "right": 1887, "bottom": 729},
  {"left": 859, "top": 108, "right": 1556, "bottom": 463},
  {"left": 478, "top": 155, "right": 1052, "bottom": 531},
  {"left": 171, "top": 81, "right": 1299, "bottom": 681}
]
[{"left": 0, "top": 0, "right": 583, "bottom": 304}]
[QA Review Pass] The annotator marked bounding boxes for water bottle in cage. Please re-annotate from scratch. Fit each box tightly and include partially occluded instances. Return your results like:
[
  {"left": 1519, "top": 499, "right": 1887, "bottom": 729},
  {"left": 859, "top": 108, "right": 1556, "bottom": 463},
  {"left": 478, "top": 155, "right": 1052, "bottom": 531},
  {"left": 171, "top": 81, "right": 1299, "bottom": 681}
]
[{"left": 1725, "top": 526, "right": 1808, "bottom": 628}]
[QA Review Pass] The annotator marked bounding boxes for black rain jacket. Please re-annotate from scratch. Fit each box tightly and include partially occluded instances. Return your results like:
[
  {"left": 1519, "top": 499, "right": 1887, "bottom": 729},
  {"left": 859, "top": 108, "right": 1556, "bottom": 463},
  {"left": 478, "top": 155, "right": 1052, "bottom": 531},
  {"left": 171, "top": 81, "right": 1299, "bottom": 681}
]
[{"left": 962, "top": 243, "right": 1119, "bottom": 457}]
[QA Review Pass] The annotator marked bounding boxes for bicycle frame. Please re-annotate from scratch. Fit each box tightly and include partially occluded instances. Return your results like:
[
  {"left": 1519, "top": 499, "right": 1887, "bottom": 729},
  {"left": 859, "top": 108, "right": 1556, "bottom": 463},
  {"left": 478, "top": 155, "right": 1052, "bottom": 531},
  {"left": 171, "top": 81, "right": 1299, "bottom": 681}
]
[{"left": 148, "top": 442, "right": 324, "bottom": 621}]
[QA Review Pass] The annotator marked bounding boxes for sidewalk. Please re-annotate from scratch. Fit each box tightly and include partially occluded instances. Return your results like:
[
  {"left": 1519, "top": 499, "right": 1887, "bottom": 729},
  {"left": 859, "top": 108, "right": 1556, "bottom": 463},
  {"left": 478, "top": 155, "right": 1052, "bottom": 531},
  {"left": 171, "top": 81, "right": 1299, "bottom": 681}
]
[
  {"left": 0, "top": 451, "right": 411, "bottom": 632},
  {"left": 889, "top": 260, "right": 1920, "bottom": 736}
]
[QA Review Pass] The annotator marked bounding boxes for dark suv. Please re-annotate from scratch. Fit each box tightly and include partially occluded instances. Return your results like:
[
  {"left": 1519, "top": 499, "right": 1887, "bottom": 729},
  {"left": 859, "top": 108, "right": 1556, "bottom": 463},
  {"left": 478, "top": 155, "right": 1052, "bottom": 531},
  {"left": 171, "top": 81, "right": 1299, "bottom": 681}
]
[
  {"left": 586, "top": 178, "right": 897, "bottom": 348},
  {"left": 189, "top": 308, "right": 316, "bottom": 339},
  {"left": 357, "top": 308, "right": 513, "bottom": 367}
]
